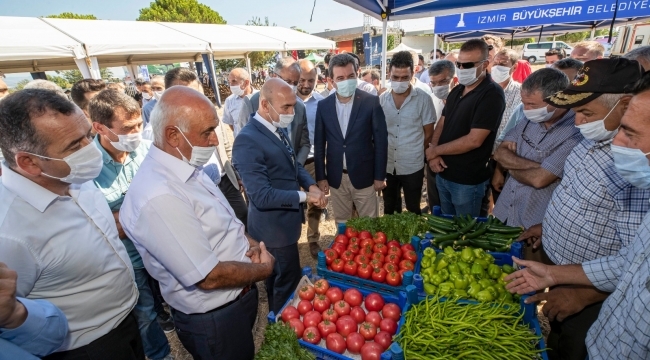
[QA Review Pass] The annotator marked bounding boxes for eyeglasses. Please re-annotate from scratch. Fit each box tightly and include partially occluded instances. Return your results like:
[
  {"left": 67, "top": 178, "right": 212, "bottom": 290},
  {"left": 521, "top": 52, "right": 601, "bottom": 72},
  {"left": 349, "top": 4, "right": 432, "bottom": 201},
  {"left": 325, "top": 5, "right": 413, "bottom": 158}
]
[
  {"left": 487, "top": 45, "right": 494, "bottom": 51},
  {"left": 455, "top": 60, "right": 487, "bottom": 69}
]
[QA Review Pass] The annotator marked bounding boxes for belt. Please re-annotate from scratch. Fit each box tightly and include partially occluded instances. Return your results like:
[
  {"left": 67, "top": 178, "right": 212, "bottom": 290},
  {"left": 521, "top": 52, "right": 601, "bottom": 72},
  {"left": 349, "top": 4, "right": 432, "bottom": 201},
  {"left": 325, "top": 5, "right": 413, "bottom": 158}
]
[
  {"left": 304, "top": 157, "right": 315, "bottom": 165},
  {"left": 174, "top": 285, "right": 253, "bottom": 315},
  {"left": 342, "top": 169, "right": 349, "bottom": 174}
]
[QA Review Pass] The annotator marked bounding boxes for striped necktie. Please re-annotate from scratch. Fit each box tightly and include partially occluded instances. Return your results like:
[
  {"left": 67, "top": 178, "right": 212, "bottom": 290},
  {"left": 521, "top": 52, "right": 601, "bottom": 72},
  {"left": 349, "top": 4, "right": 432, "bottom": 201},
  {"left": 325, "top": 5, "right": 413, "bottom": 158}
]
[{"left": 275, "top": 128, "right": 295, "bottom": 165}]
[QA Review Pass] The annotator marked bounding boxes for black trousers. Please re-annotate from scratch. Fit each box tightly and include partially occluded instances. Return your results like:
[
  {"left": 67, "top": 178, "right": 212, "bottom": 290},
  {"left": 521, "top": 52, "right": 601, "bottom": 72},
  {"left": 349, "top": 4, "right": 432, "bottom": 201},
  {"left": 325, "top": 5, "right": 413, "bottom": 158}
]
[
  {"left": 383, "top": 168, "right": 424, "bottom": 215},
  {"left": 43, "top": 313, "right": 144, "bottom": 360},
  {"left": 547, "top": 301, "right": 604, "bottom": 360},
  {"left": 218, "top": 175, "right": 248, "bottom": 230},
  {"left": 171, "top": 286, "right": 259, "bottom": 360},
  {"left": 266, "top": 242, "right": 302, "bottom": 315},
  {"left": 426, "top": 165, "right": 441, "bottom": 210}
]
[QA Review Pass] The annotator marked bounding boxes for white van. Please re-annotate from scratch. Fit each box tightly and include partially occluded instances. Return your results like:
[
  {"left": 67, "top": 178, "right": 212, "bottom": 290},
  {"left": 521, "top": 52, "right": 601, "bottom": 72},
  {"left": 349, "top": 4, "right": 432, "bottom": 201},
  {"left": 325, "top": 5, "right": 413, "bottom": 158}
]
[{"left": 522, "top": 41, "right": 573, "bottom": 63}]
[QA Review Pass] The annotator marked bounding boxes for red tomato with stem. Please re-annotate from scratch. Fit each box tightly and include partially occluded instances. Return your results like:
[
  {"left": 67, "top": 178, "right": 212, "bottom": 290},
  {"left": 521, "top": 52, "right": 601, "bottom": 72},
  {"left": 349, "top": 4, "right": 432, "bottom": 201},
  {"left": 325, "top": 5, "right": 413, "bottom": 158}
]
[
  {"left": 297, "top": 299, "right": 313, "bottom": 315},
  {"left": 334, "top": 234, "right": 349, "bottom": 246},
  {"left": 340, "top": 250, "right": 355, "bottom": 262},
  {"left": 333, "top": 300, "right": 351, "bottom": 316},
  {"left": 347, "top": 243, "right": 360, "bottom": 255},
  {"left": 386, "top": 271, "right": 401, "bottom": 286},
  {"left": 313, "top": 294, "right": 332, "bottom": 313},
  {"left": 387, "top": 240, "right": 400, "bottom": 249},
  {"left": 379, "top": 318, "right": 398, "bottom": 335},
  {"left": 302, "top": 326, "right": 321, "bottom": 344},
  {"left": 326, "top": 333, "right": 346, "bottom": 354},
  {"left": 381, "top": 303, "right": 401, "bottom": 322},
  {"left": 373, "top": 243, "right": 388, "bottom": 255},
  {"left": 385, "top": 254, "right": 401, "bottom": 266},
  {"left": 330, "top": 259, "right": 344, "bottom": 273},
  {"left": 387, "top": 246, "right": 402, "bottom": 258},
  {"left": 369, "top": 259, "right": 383, "bottom": 269},
  {"left": 325, "top": 287, "right": 343, "bottom": 303},
  {"left": 281, "top": 306, "right": 300, "bottom": 322},
  {"left": 365, "top": 311, "right": 382, "bottom": 327},
  {"left": 399, "top": 260, "right": 415, "bottom": 271},
  {"left": 324, "top": 249, "right": 338, "bottom": 266},
  {"left": 314, "top": 279, "right": 330, "bottom": 295},
  {"left": 298, "top": 285, "right": 315, "bottom": 301},
  {"left": 360, "top": 341, "right": 384, "bottom": 360},
  {"left": 371, "top": 268, "right": 387, "bottom": 283},
  {"left": 360, "top": 246, "right": 373, "bottom": 257},
  {"left": 303, "top": 310, "right": 322, "bottom": 328},
  {"left": 331, "top": 243, "right": 346, "bottom": 256},
  {"left": 349, "top": 237, "right": 359, "bottom": 246},
  {"left": 288, "top": 318, "right": 305, "bottom": 338},
  {"left": 345, "top": 228, "right": 359, "bottom": 239},
  {"left": 373, "top": 231, "right": 387, "bottom": 244},
  {"left": 383, "top": 263, "right": 397, "bottom": 273},
  {"left": 364, "top": 293, "right": 385, "bottom": 312},
  {"left": 343, "top": 260, "right": 358, "bottom": 276},
  {"left": 317, "top": 320, "right": 337, "bottom": 338},
  {"left": 359, "top": 230, "right": 372, "bottom": 240},
  {"left": 354, "top": 254, "right": 370, "bottom": 265},
  {"left": 346, "top": 332, "right": 365, "bottom": 354},
  {"left": 322, "top": 308, "right": 339, "bottom": 322},
  {"left": 359, "top": 321, "right": 378, "bottom": 340},
  {"left": 374, "top": 331, "right": 392, "bottom": 351},
  {"left": 343, "top": 288, "right": 363, "bottom": 307},
  {"left": 357, "top": 263, "right": 372, "bottom": 279},
  {"left": 371, "top": 252, "right": 385, "bottom": 263},
  {"left": 360, "top": 238, "right": 375, "bottom": 249},
  {"left": 401, "top": 244, "right": 415, "bottom": 253},
  {"left": 403, "top": 250, "right": 418, "bottom": 262},
  {"left": 350, "top": 306, "right": 366, "bottom": 323},
  {"left": 335, "top": 315, "right": 357, "bottom": 337}
]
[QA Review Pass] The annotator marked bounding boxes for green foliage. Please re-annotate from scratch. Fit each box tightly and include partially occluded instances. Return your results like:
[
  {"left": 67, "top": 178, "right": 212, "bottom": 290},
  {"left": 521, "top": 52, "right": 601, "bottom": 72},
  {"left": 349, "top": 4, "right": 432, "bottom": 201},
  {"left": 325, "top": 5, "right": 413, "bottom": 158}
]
[
  {"left": 11, "top": 79, "right": 30, "bottom": 92},
  {"left": 46, "top": 75, "right": 70, "bottom": 89},
  {"left": 255, "top": 322, "right": 314, "bottom": 360},
  {"left": 246, "top": 17, "right": 278, "bottom": 69},
  {"left": 56, "top": 68, "right": 114, "bottom": 84},
  {"left": 46, "top": 13, "right": 97, "bottom": 20},
  {"left": 387, "top": 34, "right": 395, "bottom": 51},
  {"left": 215, "top": 59, "right": 244, "bottom": 72},
  {"left": 137, "top": 0, "right": 226, "bottom": 24},
  {"left": 504, "top": 38, "right": 535, "bottom": 47}
]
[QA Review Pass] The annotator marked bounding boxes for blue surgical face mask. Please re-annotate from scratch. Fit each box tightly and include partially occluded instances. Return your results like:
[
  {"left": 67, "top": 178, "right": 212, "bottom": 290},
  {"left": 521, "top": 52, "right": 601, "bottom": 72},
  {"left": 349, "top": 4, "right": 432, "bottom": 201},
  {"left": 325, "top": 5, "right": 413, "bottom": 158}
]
[
  {"left": 335, "top": 79, "right": 357, "bottom": 98},
  {"left": 611, "top": 144, "right": 650, "bottom": 189}
]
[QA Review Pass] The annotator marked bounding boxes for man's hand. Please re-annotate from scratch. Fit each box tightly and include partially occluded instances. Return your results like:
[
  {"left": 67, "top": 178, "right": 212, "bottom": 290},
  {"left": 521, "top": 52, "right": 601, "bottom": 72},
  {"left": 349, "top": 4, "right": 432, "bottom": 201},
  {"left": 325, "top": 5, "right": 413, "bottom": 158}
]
[
  {"left": 238, "top": 179, "right": 245, "bottom": 193},
  {"left": 526, "top": 286, "right": 609, "bottom": 322},
  {"left": 112, "top": 211, "right": 126, "bottom": 239},
  {"left": 428, "top": 157, "right": 447, "bottom": 173},
  {"left": 425, "top": 143, "right": 437, "bottom": 162},
  {"left": 317, "top": 180, "right": 329, "bottom": 195},
  {"left": 246, "top": 244, "right": 261, "bottom": 264},
  {"left": 374, "top": 180, "right": 386, "bottom": 192},
  {"left": 378, "top": 87, "right": 388, "bottom": 95},
  {"left": 505, "top": 257, "right": 558, "bottom": 294},
  {"left": 307, "top": 185, "right": 327, "bottom": 208},
  {"left": 0, "top": 263, "right": 26, "bottom": 329},
  {"left": 491, "top": 168, "right": 505, "bottom": 192},
  {"left": 518, "top": 224, "right": 542, "bottom": 249},
  {"left": 506, "top": 141, "right": 517, "bottom": 153},
  {"left": 259, "top": 242, "right": 275, "bottom": 277}
]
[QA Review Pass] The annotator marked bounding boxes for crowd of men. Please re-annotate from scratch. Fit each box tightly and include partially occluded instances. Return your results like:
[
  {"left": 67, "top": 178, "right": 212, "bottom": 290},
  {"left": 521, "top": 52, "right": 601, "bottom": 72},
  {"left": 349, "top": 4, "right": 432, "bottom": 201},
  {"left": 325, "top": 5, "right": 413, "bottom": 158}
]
[{"left": 0, "top": 37, "right": 650, "bottom": 360}]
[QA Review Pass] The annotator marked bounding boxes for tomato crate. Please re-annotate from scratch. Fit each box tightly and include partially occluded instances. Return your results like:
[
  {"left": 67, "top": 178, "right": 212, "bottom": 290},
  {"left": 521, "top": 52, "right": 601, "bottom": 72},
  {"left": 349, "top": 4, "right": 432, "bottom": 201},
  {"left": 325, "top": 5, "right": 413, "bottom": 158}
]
[
  {"left": 267, "top": 275, "right": 409, "bottom": 360},
  {"left": 394, "top": 286, "right": 549, "bottom": 360}
]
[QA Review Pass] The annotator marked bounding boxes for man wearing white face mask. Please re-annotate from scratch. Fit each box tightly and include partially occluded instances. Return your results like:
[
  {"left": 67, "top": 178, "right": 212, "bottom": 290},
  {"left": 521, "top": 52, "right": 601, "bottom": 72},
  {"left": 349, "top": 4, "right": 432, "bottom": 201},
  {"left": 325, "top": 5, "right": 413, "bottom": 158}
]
[
  {"left": 0, "top": 89, "right": 141, "bottom": 358},
  {"left": 140, "top": 81, "right": 154, "bottom": 107},
  {"left": 223, "top": 68, "right": 257, "bottom": 138},
  {"left": 233, "top": 78, "right": 325, "bottom": 315},
  {"left": 492, "top": 68, "right": 582, "bottom": 245},
  {"left": 140, "top": 76, "right": 165, "bottom": 127},
  {"left": 89, "top": 90, "right": 173, "bottom": 360}
]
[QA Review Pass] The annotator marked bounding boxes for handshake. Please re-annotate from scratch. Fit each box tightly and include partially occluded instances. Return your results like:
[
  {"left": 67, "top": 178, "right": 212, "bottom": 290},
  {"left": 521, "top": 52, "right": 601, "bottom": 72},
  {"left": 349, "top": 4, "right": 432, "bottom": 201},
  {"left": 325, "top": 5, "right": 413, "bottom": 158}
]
[{"left": 306, "top": 184, "right": 328, "bottom": 209}]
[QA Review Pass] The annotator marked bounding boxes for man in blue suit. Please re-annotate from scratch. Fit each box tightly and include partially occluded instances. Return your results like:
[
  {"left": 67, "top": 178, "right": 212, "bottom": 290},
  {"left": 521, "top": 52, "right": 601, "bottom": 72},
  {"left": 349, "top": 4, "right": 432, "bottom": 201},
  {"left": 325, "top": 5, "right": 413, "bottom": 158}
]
[
  {"left": 314, "top": 53, "right": 388, "bottom": 224},
  {"left": 232, "top": 79, "right": 327, "bottom": 314}
]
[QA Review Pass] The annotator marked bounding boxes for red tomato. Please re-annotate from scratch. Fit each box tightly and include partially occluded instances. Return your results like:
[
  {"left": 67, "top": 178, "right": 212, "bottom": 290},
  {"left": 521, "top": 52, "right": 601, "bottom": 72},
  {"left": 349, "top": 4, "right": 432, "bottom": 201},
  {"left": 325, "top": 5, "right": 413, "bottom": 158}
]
[
  {"left": 332, "top": 243, "right": 347, "bottom": 256},
  {"left": 343, "top": 260, "right": 358, "bottom": 276},
  {"left": 340, "top": 250, "right": 355, "bottom": 262},
  {"left": 288, "top": 318, "right": 305, "bottom": 338},
  {"left": 314, "top": 279, "right": 330, "bottom": 295},
  {"left": 350, "top": 306, "right": 366, "bottom": 324},
  {"left": 324, "top": 249, "right": 338, "bottom": 266},
  {"left": 281, "top": 306, "right": 299, "bottom": 322},
  {"left": 357, "top": 263, "right": 372, "bottom": 279},
  {"left": 359, "top": 230, "right": 372, "bottom": 240},
  {"left": 399, "top": 260, "right": 415, "bottom": 271},
  {"left": 360, "top": 238, "right": 375, "bottom": 249},
  {"left": 330, "top": 259, "right": 344, "bottom": 273},
  {"left": 371, "top": 267, "right": 387, "bottom": 283},
  {"left": 326, "top": 333, "right": 346, "bottom": 354},
  {"left": 297, "top": 299, "right": 313, "bottom": 315},
  {"left": 326, "top": 287, "right": 343, "bottom": 303},
  {"left": 335, "top": 315, "right": 358, "bottom": 337},
  {"left": 374, "top": 331, "right": 392, "bottom": 351},
  {"left": 317, "top": 320, "right": 337, "bottom": 338},
  {"left": 364, "top": 293, "right": 385, "bottom": 312},
  {"left": 379, "top": 318, "right": 398, "bottom": 335},
  {"left": 387, "top": 246, "right": 402, "bottom": 258},
  {"left": 373, "top": 231, "right": 387, "bottom": 244},
  {"left": 383, "top": 263, "right": 397, "bottom": 273},
  {"left": 385, "top": 254, "right": 401, "bottom": 266},
  {"left": 345, "top": 228, "right": 359, "bottom": 239},
  {"left": 387, "top": 240, "right": 400, "bottom": 249},
  {"left": 303, "top": 310, "right": 322, "bottom": 328},
  {"left": 386, "top": 271, "right": 401, "bottom": 286},
  {"left": 365, "top": 311, "right": 382, "bottom": 327},
  {"left": 334, "top": 234, "right": 349, "bottom": 246},
  {"left": 360, "top": 342, "right": 384, "bottom": 360},
  {"left": 401, "top": 243, "right": 415, "bottom": 252},
  {"left": 334, "top": 300, "right": 351, "bottom": 316},
  {"left": 298, "top": 285, "right": 315, "bottom": 301},
  {"left": 382, "top": 303, "right": 402, "bottom": 322},
  {"left": 403, "top": 250, "right": 418, "bottom": 262},
  {"left": 354, "top": 254, "right": 370, "bottom": 265},
  {"left": 346, "top": 332, "right": 365, "bottom": 354},
  {"left": 302, "top": 326, "right": 321, "bottom": 344},
  {"left": 371, "top": 252, "right": 385, "bottom": 263},
  {"left": 347, "top": 243, "right": 360, "bottom": 255},
  {"left": 313, "top": 294, "right": 332, "bottom": 313},
  {"left": 360, "top": 246, "right": 373, "bottom": 257},
  {"left": 369, "top": 259, "right": 383, "bottom": 269},
  {"left": 343, "top": 288, "right": 363, "bottom": 307},
  {"left": 349, "top": 237, "right": 359, "bottom": 246},
  {"left": 322, "top": 308, "right": 339, "bottom": 322},
  {"left": 359, "top": 321, "right": 378, "bottom": 340},
  {"left": 372, "top": 243, "right": 388, "bottom": 255}
]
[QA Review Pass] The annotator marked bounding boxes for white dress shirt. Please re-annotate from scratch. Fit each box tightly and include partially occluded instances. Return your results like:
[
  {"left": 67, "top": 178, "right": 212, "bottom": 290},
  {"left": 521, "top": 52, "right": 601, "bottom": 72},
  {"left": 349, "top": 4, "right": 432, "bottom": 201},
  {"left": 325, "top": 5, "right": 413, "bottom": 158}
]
[
  {"left": 335, "top": 95, "right": 354, "bottom": 170},
  {"left": 0, "top": 163, "right": 137, "bottom": 350},
  {"left": 120, "top": 146, "right": 252, "bottom": 314}
]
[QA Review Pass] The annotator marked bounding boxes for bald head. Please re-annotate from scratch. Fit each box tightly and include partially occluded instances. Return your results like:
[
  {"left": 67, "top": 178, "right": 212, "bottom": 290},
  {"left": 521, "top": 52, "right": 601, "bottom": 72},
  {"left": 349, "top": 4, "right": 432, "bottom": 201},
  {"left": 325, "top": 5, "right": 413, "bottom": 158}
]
[
  {"left": 229, "top": 68, "right": 250, "bottom": 82},
  {"left": 297, "top": 59, "right": 317, "bottom": 98},
  {"left": 258, "top": 78, "right": 297, "bottom": 125}
]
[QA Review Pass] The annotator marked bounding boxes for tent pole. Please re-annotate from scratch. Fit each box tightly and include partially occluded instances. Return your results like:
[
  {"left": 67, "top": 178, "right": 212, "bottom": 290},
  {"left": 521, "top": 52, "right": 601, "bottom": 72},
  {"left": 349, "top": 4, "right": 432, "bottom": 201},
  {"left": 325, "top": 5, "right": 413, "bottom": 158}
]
[
  {"left": 553, "top": 34, "right": 556, "bottom": 41},
  {"left": 590, "top": 26, "right": 596, "bottom": 39},
  {"left": 245, "top": 53, "right": 252, "bottom": 75},
  {"left": 608, "top": 0, "right": 620, "bottom": 43},
  {"left": 511, "top": 32, "right": 514, "bottom": 49},
  {"left": 538, "top": 25, "right": 543, "bottom": 43},
  {"left": 432, "top": 16, "right": 437, "bottom": 62},
  {"left": 381, "top": 17, "right": 388, "bottom": 87}
]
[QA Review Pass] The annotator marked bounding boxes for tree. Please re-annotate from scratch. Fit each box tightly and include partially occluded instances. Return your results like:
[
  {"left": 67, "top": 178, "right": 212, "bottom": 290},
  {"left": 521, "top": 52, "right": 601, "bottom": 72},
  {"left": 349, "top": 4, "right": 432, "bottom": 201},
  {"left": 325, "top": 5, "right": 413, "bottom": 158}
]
[
  {"left": 11, "top": 79, "right": 30, "bottom": 92},
  {"left": 246, "top": 16, "right": 278, "bottom": 69},
  {"left": 56, "top": 68, "right": 114, "bottom": 84},
  {"left": 137, "top": 0, "right": 226, "bottom": 24},
  {"left": 387, "top": 34, "right": 395, "bottom": 51},
  {"left": 46, "top": 12, "right": 97, "bottom": 20},
  {"left": 214, "top": 59, "right": 244, "bottom": 72},
  {"left": 46, "top": 75, "right": 70, "bottom": 89}
]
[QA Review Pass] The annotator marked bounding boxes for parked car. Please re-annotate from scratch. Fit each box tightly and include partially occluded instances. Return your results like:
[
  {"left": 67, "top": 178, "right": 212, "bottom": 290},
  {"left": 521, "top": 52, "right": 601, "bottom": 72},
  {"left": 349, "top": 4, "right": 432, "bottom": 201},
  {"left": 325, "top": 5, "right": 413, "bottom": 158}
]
[
  {"left": 611, "top": 24, "right": 650, "bottom": 57},
  {"left": 522, "top": 41, "right": 573, "bottom": 63}
]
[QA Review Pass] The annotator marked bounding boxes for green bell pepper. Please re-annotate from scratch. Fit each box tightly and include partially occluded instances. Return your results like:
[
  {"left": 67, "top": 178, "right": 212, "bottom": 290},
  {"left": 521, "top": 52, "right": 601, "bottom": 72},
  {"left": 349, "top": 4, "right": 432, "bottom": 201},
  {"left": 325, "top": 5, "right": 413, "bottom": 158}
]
[
  {"left": 430, "top": 274, "right": 444, "bottom": 286},
  {"left": 453, "top": 289, "right": 468, "bottom": 298},
  {"left": 467, "top": 282, "right": 482, "bottom": 298},
  {"left": 485, "top": 285, "right": 498, "bottom": 298},
  {"left": 448, "top": 263, "right": 460, "bottom": 275},
  {"left": 424, "top": 283, "right": 437, "bottom": 296},
  {"left": 487, "top": 264, "right": 502, "bottom": 279},
  {"left": 493, "top": 283, "right": 506, "bottom": 295},
  {"left": 438, "top": 268, "right": 449, "bottom": 281},
  {"left": 476, "top": 290, "right": 494, "bottom": 302},
  {"left": 470, "top": 263, "right": 485, "bottom": 279},
  {"left": 499, "top": 272, "right": 509, "bottom": 283},
  {"left": 497, "top": 291, "right": 513, "bottom": 303},
  {"left": 436, "top": 257, "right": 449, "bottom": 271},
  {"left": 423, "top": 247, "right": 435, "bottom": 258},
  {"left": 484, "top": 253, "right": 495, "bottom": 264},
  {"left": 474, "top": 258, "right": 490, "bottom": 270},
  {"left": 438, "top": 282, "right": 455, "bottom": 296},
  {"left": 501, "top": 264, "right": 515, "bottom": 274},
  {"left": 443, "top": 246, "right": 455, "bottom": 256},
  {"left": 422, "top": 274, "right": 430, "bottom": 284},
  {"left": 452, "top": 273, "right": 469, "bottom": 290},
  {"left": 421, "top": 256, "right": 432, "bottom": 269},
  {"left": 460, "top": 247, "right": 475, "bottom": 263},
  {"left": 422, "top": 267, "right": 436, "bottom": 280},
  {"left": 472, "top": 248, "right": 484, "bottom": 260},
  {"left": 478, "top": 278, "right": 493, "bottom": 289}
]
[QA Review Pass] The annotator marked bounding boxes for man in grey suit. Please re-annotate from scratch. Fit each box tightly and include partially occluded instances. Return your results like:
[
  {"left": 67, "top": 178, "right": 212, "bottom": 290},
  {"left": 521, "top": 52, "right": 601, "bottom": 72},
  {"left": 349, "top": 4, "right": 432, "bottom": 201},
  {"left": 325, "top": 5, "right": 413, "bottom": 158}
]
[{"left": 238, "top": 57, "right": 311, "bottom": 166}]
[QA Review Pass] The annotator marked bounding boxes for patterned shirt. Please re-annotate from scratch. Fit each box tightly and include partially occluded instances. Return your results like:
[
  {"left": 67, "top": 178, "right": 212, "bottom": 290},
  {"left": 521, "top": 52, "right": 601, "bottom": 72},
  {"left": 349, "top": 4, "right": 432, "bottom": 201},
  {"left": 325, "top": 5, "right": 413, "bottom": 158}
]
[
  {"left": 493, "top": 110, "right": 582, "bottom": 228},
  {"left": 583, "top": 210, "right": 650, "bottom": 359},
  {"left": 543, "top": 138, "right": 650, "bottom": 265},
  {"left": 494, "top": 80, "right": 522, "bottom": 152},
  {"left": 222, "top": 89, "right": 259, "bottom": 137}
]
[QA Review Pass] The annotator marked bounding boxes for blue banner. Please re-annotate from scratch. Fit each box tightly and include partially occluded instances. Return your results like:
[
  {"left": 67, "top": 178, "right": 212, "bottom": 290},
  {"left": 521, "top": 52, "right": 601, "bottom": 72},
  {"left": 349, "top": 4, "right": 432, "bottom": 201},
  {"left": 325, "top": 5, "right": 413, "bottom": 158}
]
[
  {"left": 434, "top": 0, "right": 650, "bottom": 34},
  {"left": 363, "top": 33, "right": 383, "bottom": 66}
]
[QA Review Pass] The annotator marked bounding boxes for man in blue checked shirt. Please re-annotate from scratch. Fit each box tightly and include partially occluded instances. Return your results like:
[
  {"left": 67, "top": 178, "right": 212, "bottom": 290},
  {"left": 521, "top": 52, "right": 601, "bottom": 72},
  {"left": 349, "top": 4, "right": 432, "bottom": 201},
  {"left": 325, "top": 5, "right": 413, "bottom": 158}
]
[
  {"left": 516, "top": 59, "right": 647, "bottom": 360},
  {"left": 506, "top": 73, "right": 650, "bottom": 360}
]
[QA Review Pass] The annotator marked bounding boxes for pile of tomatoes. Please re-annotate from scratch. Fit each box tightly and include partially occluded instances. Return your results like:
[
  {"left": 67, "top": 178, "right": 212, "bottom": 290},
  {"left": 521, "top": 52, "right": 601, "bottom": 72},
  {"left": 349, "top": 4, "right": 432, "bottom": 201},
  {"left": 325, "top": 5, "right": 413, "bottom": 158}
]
[
  {"left": 280, "top": 279, "right": 401, "bottom": 360},
  {"left": 324, "top": 228, "right": 418, "bottom": 286}
]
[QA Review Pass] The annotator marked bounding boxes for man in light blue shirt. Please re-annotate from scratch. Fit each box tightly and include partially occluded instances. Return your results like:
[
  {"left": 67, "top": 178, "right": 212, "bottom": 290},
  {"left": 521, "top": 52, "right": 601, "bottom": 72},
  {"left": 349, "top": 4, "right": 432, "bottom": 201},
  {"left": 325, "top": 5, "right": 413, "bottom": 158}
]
[
  {"left": 0, "top": 263, "right": 67, "bottom": 359},
  {"left": 89, "top": 89, "right": 172, "bottom": 360}
]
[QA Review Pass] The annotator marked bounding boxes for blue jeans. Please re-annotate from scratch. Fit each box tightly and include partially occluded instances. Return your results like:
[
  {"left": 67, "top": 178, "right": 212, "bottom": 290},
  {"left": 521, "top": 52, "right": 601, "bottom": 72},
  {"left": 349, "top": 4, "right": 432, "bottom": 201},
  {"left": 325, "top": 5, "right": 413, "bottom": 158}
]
[
  {"left": 133, "top": 268, "right": 171, "bottom": 360},
  {"left": 436, "top": 175, "right": 488, "bottom": 217}
]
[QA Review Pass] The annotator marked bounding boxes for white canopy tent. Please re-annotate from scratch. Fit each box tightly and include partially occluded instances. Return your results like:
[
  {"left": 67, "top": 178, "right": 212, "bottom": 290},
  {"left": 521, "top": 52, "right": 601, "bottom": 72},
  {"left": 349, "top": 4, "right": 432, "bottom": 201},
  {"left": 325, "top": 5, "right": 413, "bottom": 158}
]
[{"left": 386, "top": 43, "right": 422, "bottom": 57}]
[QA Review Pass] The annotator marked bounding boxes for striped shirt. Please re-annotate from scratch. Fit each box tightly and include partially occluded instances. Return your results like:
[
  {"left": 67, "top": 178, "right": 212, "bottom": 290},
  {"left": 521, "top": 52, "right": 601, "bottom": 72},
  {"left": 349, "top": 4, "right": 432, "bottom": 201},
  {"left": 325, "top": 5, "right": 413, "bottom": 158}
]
[
  {"left": 493, "top": 80, "right": 522, "bottom": 152},
  {"left": 583, "top": 210, "right": 650, "bottom": 359},
  {"left": 543, "top": 138, "right": 650, "bottom": 265},
  {"left": 493, "top": 110, "right": 582, "bottom": 228}
]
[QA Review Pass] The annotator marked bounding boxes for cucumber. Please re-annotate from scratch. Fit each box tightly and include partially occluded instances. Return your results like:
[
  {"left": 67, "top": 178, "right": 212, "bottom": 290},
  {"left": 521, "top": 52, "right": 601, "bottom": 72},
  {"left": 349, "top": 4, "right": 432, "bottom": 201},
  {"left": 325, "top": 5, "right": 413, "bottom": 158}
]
[
  {"left": 454, "top": 239, "right": 473, "bottom": 247},
  {"left": 463, "top": 226, "right": 488, "bottom": 239},
  {"left": 429, "top": 225, "right": 449, "bottom": 235},
  {"left": 427, "top": 215, "right": 456, "bottom": 225},
  {"left": 438, "top": 239, "right": 455, "bottom": 249},
  {"left": 432, "top": 232, "right": 461, "bottom": 244},
  {"left": 458, "top": 218, "right": 477, "bottom": 234}
]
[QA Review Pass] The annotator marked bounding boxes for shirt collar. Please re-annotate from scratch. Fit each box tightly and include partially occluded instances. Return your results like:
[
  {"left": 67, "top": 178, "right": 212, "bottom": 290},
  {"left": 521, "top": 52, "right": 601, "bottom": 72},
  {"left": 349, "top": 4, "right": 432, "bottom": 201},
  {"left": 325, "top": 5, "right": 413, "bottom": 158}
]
[
  {"left": 1, "top": 162, "right": 62, "bottom": 213},
  {"left": 147, "top": 145, "right": 196, "bottom": 183},
  {"left": 254, "top": 112, "right": 278, "bottom": 134},
  {"left": 94, "top": 135, "right": 137, "bottom": 166},
  {"left": 303, "top": 91, "right": 324, "bottom": 103},
  {"left": 335, "top": 94, "right": 354, "bottom": 107}
]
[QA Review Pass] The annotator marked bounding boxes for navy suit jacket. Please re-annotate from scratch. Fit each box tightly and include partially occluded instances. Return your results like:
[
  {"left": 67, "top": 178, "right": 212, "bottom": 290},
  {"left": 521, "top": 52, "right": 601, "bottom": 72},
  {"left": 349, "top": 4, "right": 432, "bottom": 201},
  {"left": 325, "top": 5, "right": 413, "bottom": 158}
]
[
  {"left": 314, "top": 89, "right": 388, "bottom": 189},
  {"left": 232, "top": 115, "right": 316, "bottom": 248}
]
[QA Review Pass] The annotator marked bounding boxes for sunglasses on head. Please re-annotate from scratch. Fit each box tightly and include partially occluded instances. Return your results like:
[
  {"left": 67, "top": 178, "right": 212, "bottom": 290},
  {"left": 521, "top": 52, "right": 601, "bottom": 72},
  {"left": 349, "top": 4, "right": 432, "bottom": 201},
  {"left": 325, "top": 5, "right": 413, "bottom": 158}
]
[{"left": 455, "top": 60, "right": 487, "bottom": 69}]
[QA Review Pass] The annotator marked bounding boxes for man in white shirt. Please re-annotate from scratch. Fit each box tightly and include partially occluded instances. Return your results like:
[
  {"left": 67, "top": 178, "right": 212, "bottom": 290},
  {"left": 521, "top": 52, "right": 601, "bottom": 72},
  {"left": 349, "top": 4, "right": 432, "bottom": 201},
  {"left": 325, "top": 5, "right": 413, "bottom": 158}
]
[
  {"left": 222, "top": 68, "right": 258, "bottom": 138},
  {"left": 120, "top": 86, "right": 274, "bottom": 360},
  {"left": 0, "top": 89, "right": 141, "bottom": 358}
]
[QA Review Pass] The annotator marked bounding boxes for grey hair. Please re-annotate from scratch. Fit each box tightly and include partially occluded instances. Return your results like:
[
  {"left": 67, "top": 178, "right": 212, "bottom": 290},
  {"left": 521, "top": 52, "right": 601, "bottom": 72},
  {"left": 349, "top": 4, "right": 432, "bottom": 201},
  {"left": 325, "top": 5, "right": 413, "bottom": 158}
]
[
  {"left": 429, "top": 60, "right": 455, "bottom": 78},
  {"left": 361, "top": 69, "right": 380, "bottom": 82},
  {"left": 23, "top": 80, "right": 67, "bottom": 99},
  {"left": 552, "top": 58, "right": 583, "bottom": 72},
  {"left": 495, "top": 49, "right": 519, "bottom": 66},
  {"left": 274, "top": 56, "right": 300, "bottom": 74},
  {"left": 150, "top": 96, "right": 192, "bottom": 147},
  {"left": 623, "top": 46, "right": 650, "bottom": 70},
  {"left": 521, "top": 68, "right": 569, "bottom": 99},
  {"left": 595, "top": 93, "right": 626, "bottom": 109},
  {"left": 328, "top": 53, "right": 358, "bottom": 74},
  {"left": 573, "top": 41, "right": 605, "bottom": 57},
  {"left": 231, "top": 67, "right": 251, "bottom": 81}
]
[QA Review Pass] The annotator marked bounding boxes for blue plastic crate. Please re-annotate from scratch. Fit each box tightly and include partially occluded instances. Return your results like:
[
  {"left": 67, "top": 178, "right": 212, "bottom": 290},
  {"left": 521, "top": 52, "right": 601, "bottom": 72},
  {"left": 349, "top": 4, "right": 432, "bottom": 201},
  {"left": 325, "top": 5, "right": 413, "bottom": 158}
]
[{"left": 267, "top": 276, "right": 408, "bottom": 360}]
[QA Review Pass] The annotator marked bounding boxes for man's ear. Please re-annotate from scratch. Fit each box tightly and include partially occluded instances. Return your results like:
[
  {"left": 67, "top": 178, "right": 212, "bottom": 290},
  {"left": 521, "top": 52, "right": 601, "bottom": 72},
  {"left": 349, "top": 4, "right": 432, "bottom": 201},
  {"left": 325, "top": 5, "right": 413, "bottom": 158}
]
[{"left": 165, "top": 126, "right": 181, "bottom": 148}]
